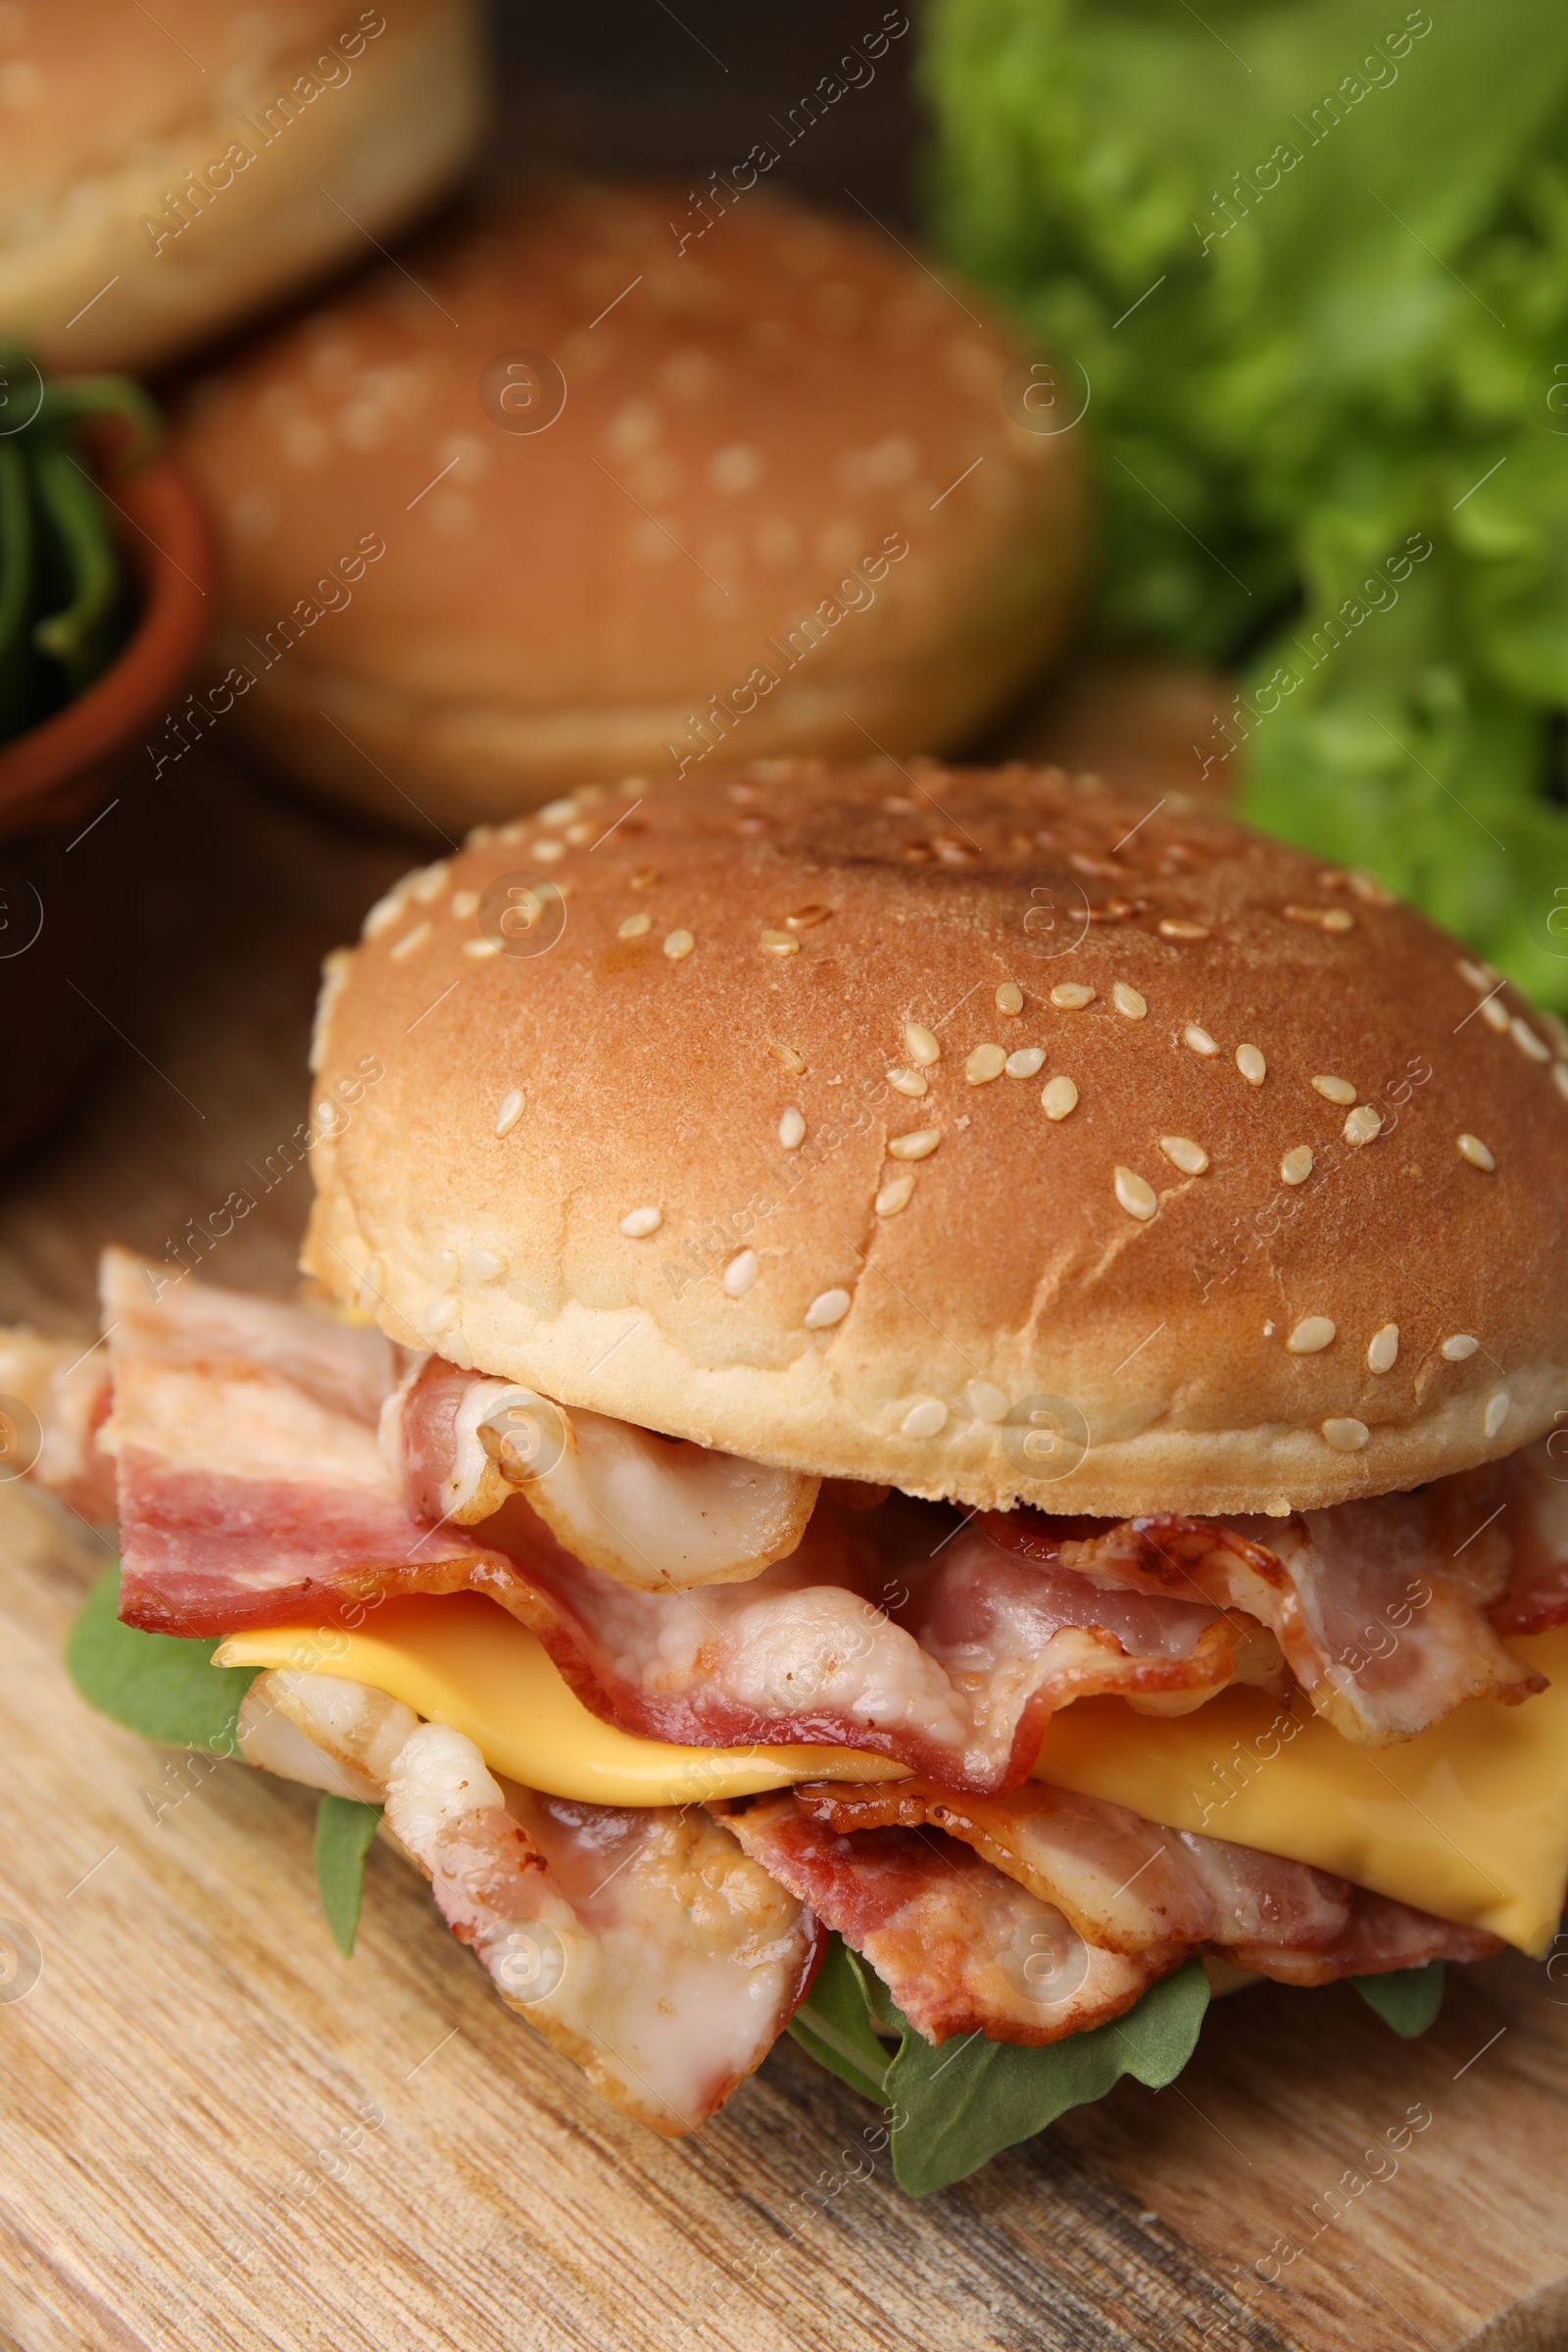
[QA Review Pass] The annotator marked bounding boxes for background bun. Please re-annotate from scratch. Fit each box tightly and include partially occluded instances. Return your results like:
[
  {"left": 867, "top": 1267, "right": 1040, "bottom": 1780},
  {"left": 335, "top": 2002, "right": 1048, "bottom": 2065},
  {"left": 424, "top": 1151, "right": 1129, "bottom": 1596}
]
[
  {"left": 0, "top": 0, "right": 483, "bottom": 374},
  {"left": 303, "top": 761, "right": 1568, "bottom": 1516},
  {"left": 173, "top": 181, "right": 1089, "bottom": 831}
]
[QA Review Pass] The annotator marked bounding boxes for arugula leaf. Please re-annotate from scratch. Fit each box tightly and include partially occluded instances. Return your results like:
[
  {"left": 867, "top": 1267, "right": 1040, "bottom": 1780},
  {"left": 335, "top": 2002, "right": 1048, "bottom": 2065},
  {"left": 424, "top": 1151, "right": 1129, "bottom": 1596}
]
[
  {"left": 788, "top": 1934, "right": 895, "bottom": 2103},
  {"left": 886, "top": 1960, "right": 1210, "bottom": 2196},
  {"left": 1352, "top": 1962, "right": 1446, "bottom": 2038},
  {"left": 315, "top": 1794, "right": 383, "bottom": 1957},
  {"left": 65, "top": 1563, "right": 259, "bottom": 1750},
  {"left": 791, "top": 1934, "right": 1210, "bottom": 2196}
]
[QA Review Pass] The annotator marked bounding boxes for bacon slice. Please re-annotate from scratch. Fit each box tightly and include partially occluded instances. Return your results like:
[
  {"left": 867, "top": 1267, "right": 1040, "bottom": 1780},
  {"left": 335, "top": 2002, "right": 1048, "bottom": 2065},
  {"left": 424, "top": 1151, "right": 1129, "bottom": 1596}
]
[
  {"left": 717, "top": 1789, "right": 1165, "bottom": 2047},
  {"left": 1491, "top": 1439, "right": 1568, "bottom": 1636},
  {"left": 983, "top": 1475, "right": 1544, "bottom": 1744},
  {"left": 792, "top": 1781, "right": 1501, "bottom": 1985},
  {"left": 388, "top": 1354, "right": 820, "bottom": 1591},
  {"left": 0, "top": 1329, "right": 116, "bottom": 1519},
  {"left": 385, "top": 1724, "right": 817, "bottom": 2132}
]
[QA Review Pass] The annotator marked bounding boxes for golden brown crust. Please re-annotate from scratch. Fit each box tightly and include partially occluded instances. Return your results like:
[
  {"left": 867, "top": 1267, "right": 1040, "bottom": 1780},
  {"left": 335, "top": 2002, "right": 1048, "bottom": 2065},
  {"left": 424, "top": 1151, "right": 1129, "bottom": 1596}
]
[
  {"left": 303, "top": 760, "right": 1568, "bottom": 1515},
  {"left": 171, "top": 179, "right": 1089, "bottom": 828},
  {"left": 0, "top": 0, "right": 483, "bottom": 373}
]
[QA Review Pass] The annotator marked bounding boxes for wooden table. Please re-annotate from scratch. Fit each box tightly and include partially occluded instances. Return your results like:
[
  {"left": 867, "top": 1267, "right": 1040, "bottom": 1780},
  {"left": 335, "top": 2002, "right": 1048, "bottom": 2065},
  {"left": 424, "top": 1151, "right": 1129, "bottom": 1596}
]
[{"left": 4, "top": 772, "right": 1568, "bottom": 2352}]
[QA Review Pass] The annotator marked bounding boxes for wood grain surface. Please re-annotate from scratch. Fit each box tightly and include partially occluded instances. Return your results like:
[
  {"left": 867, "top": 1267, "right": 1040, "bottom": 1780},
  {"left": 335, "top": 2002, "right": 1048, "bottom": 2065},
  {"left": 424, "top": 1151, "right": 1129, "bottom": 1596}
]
[{"left": 3, "top": 763, "right": 1568, "bottom": 2352}]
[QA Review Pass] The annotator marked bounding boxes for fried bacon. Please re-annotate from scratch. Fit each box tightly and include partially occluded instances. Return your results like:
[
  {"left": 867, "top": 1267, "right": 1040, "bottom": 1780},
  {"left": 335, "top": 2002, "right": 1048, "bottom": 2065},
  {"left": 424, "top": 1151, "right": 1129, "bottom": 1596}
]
[
  {"left": 717, "top": 1789, "right": 1166, "bottom": 2047},
  {"left": 388, "top": 1351, "right": 820, "bottom": 1589},
  {"left": 982, "top": 1482, "right": 1545, "bottom": 1745},
  {"left": 384, "top": 1724, "right": 818, "bottom": 2133},
  {"left": 14, "top": 1256, "right": 1567, "bottom": 1770},
  {"left": 788, "top": 1780, "right": 1501, "bottom": 1993}
]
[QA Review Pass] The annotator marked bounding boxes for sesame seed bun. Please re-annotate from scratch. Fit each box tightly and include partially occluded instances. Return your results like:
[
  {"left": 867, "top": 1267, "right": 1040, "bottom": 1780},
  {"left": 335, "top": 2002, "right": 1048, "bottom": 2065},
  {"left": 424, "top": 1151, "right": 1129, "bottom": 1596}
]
[
  {"left": 0, "top": 0, "right": 484, "bottom": 376},
  {"left": 301, "top": 761, "right": 1568, "bottom": 1516},
  {"left": 172, "top": 181, "right": 1089, "bottom": 832}
]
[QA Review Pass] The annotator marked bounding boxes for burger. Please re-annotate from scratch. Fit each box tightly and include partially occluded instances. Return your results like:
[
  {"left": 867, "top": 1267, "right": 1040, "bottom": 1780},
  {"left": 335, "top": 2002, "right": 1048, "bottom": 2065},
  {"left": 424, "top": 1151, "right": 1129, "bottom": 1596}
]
[{"left": 14, "top": 760, "right": 1568, "bottom": 2195}]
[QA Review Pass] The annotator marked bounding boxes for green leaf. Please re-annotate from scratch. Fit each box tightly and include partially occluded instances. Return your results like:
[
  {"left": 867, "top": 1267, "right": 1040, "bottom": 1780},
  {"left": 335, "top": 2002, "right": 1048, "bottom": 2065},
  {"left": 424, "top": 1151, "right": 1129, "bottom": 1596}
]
[
  {"left": 887, "top": 1959, "right": 1211, "bottom": 2196},
  {"left": 787, "top": 1934, "right": 894, "bottom": 2104},
  {"left": 65, "top": 1563, "right": 259, "bottom": 1751},
  {"left": 1352, "top": 1963, "right": 1446, "bottom": 2038},
  {"left": 315, "top": 1794, "right": 383, "bottom": 1957}
]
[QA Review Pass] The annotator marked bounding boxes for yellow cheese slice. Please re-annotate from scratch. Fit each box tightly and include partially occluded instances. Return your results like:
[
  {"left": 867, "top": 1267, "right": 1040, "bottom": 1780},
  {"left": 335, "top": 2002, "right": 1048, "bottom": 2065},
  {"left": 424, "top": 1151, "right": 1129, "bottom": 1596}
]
[
  {"left": 218, "top": 1601, "right": 1568, "bottom": 1955},
  {"left": 218, "top": 1594, "right": 907, "bottom": 1805}
]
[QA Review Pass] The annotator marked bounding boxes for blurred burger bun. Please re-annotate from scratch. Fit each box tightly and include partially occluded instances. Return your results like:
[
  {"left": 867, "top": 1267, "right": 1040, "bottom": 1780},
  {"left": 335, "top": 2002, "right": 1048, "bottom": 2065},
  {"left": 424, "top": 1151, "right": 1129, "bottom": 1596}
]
[
  {"left": 1004, "top": 656, "right": 1239, "bottom": 808},
  {"left": 173, "top": 179, "right": 1091, "bottom": 831},
  {"left": 0, "top": 0, "right": 484, "bottom": 375}
]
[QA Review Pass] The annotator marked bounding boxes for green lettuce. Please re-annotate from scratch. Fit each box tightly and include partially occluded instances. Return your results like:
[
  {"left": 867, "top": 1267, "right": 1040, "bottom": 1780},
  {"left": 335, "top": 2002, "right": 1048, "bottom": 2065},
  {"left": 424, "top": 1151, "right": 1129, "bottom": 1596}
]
[{"left": 922, "top": 0, "right": 1568, "bottom": 1005}]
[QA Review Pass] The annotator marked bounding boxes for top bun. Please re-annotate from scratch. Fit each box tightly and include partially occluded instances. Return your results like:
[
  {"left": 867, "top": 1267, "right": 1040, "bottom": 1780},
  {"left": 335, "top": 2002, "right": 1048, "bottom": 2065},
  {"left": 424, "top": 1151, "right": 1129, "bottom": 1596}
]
[
  {"left": 303, "top": 761, "right": 1568, "bottom": 1516},
  {"left": 0, "top": 0, "right": 482, "bottom": 374},
  {"left": 172, "top": 179, "right": 1088, "bottom": 830}
]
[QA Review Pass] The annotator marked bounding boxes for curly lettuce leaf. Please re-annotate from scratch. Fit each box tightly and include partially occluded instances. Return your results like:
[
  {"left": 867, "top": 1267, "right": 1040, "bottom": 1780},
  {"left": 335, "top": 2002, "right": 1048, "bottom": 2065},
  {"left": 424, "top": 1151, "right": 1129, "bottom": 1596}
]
[{"left": 922, "top": 0, "right": 1568, "bottom": 1004}]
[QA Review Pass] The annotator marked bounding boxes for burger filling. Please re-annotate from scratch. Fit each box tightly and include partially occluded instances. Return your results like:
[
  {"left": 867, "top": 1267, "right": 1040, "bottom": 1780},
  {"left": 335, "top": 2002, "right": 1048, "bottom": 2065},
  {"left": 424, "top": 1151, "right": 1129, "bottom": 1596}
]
[{"left": 13, "top": 1250, "right": 1565, "bottom": 2154}]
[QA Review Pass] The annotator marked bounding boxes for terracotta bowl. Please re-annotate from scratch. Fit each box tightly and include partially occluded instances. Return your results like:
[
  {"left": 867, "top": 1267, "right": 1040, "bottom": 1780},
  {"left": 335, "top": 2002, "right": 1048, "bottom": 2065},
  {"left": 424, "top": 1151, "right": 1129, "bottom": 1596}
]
[{"left": 0, "top": 425, "right": 212, "bottom": 1166}]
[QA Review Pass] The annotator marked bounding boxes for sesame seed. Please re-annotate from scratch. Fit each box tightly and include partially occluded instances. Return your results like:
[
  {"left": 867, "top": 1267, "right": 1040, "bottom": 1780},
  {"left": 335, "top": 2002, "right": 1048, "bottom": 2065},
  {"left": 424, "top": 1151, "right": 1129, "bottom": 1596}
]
[
  {"left": 771, "top": 1043, "right": 807, "bottom": 1075},
  {"left": 1284, "top": 904, "right": 1353, "bottom": 931},
  {"left": 1183, "top": 1024, "right": 1219, "bottom": 1056},
  {"left": 1051, "top": 982, "right": 1095, "bottom": 1009},
  {"left": 1042, "top": 1076, "right": 1078, "bottom": 1120},
  {"left": 1236, "top": 1043, "right": 1266, "bottom": 1085},
  {"left": 496, "top": 820, "right": 526, "bottom": 845},
  {"left": 630, "top": 867, "right": 659, "bottom": 889},
  {"left": 363, "top": 889, "right": 405, "bottom": 938},
  {"left": 1367, "top": 1324, "right": 1399, "bottom": 1373},
  {"left": 1457, "top": 958, "right": 1492, "bottom": 991},
  {"left": 390, "top": 921, "right": 430, "bottom": 960},
  {"left": 618, "top": 911, "right": 652, "bottom": 939},
  {"left": 428, "top": 1250, "right": 458, "bottom": 1289},
  {"left": 901, "top": 1396, "right": 949, "bottom": 1438},
  {"left": 663, "top": 929, "right": 695, "bottom": 959},
  {"left": 410, "top": 862, "right": 450, "bottom": 904},
  {"left": 1457, "top": 1132, "right": 1495, "bottom": 1171},
  {"left": 806, "top": 1287, "right": 852, "bottom": 1329},
  {"left": 1113, "top": 982, "right": 1147, "bottom": 1020},
  {"left": 1281, "top": 1145, "right": 1314, "bottom": 1185},
  {"left": 1113, "top": 1165, "right": 1157, "bottom": 1221},
  {"left": 1347, "top": 870, "right": 1393, "bottom": 905},
  {"left": 723, "top": 1250, "right": 760, "bottom": 1297},
  {"left": 965, "top": 1380, "right": 1008, "bottom": 1423},
  {"left": 1287, "top": 1316, "right": 1336, "bottom": 1354},
  {"left": 965, "top": 1043, "right": 1006, "bottom": 1085},
  {"left": 537, "top": 797, "right": 575, "bottom": 826},
  {"left": 1511, "top": 1016, "right": 1550, "bottom": 1062},
  {"left": 1485, "top": 1391, "right": 1511, "bottom": 1439},
  {"left": 875, "top": 1171, "right": 916, "bottom": 1216},
  {"left": 463, "top": 937, "right": 502, "bottom": 959},
  {"left": 1480, "top": 997, "right": 1510, "bottom": 1034},
  {"left": 778, "top": 1106, "right": 806, "bottom": 1149},
  {"left": 1159, "top": 1135, "right": 1209, "bottom": 1175},
  {"left": 1344, "top": 1104, "right": 1383, "bottom": 1147},
  {"left": 1311, "top": 1075, "right": 1357, "bottom": 1104},
  {"left": 1321, "top": 1417, "right": 1370, "bottom": 1452},
  {"left": 422, "top": 1297, "right": 458, "bottom": 1334},
  {"left": 1159, "top": 918, "right": 1209, "bottom": 941},
  {"left": 1004, "top": 1047, "right": 1046, "bottom": 1078},
  {"left": 905, "top": 1021, "right": 941, "bottom": 1066},
  {"left": 996, "top": 981, "right": 1024, "bottom": 1015},
  {"left": 887, "top": 1066, "right": 929, "bottom": 1098},
  {"left": 564, "top": 822, "right": 594, "bottom": 846},
  {"left": 464, "top": 1249, "right": 506, "bottom": 1282},
  {"left": 619, "top": 1206, "right": 662, "bottom": 1238},
  {"left": 785, "top": 905, "right": 831, "bottom": 930},
  {"left": 533, "top": 839, "right": 565, "bottom": 864},
  {"left": 1441, "top": 1334, "right": 1479, "bottom": 1361},
  {"left": 493, "top": 1088, "right": 523, "bottom": 1137},
  {"left": 1554, "top": 1063, "right": 1568, "bottom": 1102},
  {"left": 760, "top": 929, "right": 800, "bottom": 956},
  {"left": 451, "top": 891, "right": 479, "bottom": 920},
  {"left": 888, "top": 1128, "right": 941, "bottom": 1161}
]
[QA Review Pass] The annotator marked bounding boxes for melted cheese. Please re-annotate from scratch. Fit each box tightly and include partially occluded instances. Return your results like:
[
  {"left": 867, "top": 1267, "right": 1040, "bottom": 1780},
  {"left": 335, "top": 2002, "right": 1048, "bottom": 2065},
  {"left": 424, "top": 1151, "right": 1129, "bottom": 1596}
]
[{"left": 216, "top": 1603, "right": 1568, "bottom": 1955}]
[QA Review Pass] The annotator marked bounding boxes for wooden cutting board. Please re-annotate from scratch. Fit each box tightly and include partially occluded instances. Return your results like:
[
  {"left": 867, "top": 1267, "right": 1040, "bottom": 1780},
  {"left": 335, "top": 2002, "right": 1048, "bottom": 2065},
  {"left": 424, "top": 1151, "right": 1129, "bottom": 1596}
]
[{"left": 2, "top": 762, "right": 1566, "bottom": 2352}]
